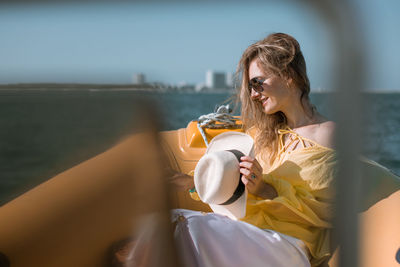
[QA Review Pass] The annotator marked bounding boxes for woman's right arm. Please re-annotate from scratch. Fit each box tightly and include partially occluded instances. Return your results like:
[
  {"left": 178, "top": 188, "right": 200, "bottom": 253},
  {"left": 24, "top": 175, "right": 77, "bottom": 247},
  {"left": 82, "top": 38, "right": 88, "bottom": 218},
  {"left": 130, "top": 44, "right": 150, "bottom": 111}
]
[{"left": 239, "top": 156, "right": 278, "bottom": 200}]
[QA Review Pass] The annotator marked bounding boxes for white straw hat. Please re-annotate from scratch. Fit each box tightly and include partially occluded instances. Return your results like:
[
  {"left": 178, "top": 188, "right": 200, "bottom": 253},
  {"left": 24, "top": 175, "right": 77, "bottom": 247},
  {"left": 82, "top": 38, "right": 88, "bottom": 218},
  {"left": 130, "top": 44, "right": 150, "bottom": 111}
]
[{"left": 194, "top": 132, "right": 255, "bottom": 220}]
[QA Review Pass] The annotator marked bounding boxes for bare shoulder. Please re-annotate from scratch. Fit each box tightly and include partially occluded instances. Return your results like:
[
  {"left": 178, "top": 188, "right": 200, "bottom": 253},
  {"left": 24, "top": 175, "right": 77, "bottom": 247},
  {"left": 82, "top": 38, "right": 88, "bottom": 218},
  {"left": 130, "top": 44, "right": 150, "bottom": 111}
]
[
  {"left": 315, "top": 121, "right": 336, "bottom": 149},
  {"left": 293, "top": 119, "right": 335, "bottom": 149}
]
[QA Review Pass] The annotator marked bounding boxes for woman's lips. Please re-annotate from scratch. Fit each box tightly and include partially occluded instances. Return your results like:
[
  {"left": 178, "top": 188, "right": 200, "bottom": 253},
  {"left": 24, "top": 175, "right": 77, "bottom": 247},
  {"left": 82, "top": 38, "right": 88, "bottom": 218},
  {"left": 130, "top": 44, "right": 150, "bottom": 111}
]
[{"left": 261, "top": 98, "right": 269, "bottom": 106}]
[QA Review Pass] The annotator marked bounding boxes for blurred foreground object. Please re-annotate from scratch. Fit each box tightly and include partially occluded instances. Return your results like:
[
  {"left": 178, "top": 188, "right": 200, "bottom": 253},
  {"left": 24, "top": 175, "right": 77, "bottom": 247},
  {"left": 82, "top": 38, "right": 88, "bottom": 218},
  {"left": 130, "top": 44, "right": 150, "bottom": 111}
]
[
  {"left": 0, "top": 103, "right": 179, "bottom": 267},
  {"left": 359, "top": 190, "right": 400, "bottom": 267}
]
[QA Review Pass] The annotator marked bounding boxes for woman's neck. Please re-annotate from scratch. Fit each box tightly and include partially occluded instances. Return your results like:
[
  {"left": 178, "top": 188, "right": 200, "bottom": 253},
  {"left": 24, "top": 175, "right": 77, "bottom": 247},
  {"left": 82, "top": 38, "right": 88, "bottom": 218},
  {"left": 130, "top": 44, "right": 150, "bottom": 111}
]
[{"left": 283, "top": 99, "right": 317, "bottom": 129}]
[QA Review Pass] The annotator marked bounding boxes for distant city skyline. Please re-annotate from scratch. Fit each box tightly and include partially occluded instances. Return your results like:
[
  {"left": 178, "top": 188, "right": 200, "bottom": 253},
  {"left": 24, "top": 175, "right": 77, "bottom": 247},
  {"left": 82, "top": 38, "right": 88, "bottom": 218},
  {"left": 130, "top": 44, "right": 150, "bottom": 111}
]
[{"left": 0, "top": 1, "right": 399, "bottom": 91}]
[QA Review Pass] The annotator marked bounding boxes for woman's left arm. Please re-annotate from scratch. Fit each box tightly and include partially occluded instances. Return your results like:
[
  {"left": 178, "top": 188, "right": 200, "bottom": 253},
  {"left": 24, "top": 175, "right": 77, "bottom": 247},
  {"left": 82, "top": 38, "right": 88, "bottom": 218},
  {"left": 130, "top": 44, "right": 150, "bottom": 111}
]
[
  {"left": 165, "top": 167, "right": 195, "bottom": 192},
  {"left": 239, "top": 156, "right": 278, "bottom": 199}
]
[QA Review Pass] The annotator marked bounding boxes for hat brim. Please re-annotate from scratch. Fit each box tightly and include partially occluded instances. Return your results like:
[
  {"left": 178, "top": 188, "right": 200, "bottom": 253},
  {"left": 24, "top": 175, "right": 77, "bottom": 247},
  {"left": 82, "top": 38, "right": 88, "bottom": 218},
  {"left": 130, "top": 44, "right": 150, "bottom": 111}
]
[
  {"left": 209, "top": 188, "right": 248, "bottom": 220},
  {"left": 207, "top": 132, "right": 254, "bottom": 157}
]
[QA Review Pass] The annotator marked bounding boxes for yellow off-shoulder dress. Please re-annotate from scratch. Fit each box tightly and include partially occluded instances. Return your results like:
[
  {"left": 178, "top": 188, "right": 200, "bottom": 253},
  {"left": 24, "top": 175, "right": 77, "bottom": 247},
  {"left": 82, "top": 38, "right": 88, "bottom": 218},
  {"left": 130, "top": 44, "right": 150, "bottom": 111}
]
[{"left": 241, "top": 128, "right": 337, "bottom": 267}]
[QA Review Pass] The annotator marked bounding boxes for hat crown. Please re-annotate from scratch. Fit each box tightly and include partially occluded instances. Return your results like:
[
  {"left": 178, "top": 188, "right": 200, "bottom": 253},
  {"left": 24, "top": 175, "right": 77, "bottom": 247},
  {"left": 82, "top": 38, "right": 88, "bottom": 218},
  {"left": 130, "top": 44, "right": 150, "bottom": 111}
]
[{"left": 195, "top": 151, "right": 240, "bottom": 204}]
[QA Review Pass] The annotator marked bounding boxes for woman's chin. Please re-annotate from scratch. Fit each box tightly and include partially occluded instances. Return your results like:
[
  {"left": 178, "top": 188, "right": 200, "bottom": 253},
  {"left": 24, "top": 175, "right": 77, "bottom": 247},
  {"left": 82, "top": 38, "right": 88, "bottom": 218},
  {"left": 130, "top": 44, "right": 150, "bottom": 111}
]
[{"left": 262, "top": 106, "right": 278, "bottom": 115}]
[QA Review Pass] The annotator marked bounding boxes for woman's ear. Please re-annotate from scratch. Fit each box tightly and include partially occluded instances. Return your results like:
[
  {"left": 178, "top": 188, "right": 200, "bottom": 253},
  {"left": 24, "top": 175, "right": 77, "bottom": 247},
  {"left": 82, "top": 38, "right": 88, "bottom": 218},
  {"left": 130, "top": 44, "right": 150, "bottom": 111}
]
[
  {"left": 287, "top": 78, "right": 293, "bottom": 86},
  {"left": 286, "top": 78, "right": 295, "bottom": 90}
]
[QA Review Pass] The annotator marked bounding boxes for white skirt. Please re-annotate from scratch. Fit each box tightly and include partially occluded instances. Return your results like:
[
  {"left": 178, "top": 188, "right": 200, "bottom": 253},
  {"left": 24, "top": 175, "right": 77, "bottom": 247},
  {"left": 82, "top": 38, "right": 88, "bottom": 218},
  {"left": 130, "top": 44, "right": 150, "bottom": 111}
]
[{"left": 172, "top": 209, "right": 311, "bottom": 267}]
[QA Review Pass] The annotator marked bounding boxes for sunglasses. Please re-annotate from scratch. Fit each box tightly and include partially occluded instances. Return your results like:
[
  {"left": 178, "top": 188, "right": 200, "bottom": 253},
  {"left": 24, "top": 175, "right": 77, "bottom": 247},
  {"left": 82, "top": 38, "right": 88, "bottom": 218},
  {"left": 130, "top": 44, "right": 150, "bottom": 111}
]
[{"left": 248, "top": 77, "right": 266, "bottom": 93}]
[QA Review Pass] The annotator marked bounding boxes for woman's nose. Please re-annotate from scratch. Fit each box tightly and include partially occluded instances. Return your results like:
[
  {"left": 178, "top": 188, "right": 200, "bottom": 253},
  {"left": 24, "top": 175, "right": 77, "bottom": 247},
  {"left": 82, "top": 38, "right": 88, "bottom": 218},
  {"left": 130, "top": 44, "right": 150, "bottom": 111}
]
[{"left": 250, "top": 88, "right": 261, "bottom": 99}]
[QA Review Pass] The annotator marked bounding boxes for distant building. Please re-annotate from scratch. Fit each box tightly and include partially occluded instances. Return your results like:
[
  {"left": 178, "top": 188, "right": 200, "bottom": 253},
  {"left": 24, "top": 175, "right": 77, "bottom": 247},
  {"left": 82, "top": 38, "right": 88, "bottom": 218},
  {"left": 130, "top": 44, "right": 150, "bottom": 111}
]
[
  {"left": 205, "top": 70, "right": 226, "bottom": 89},
  {"left": 226, "top": 72, "right": 235, "bottom": 88},
  {"left": 132, "top": 73, "right": 146, "bottom": 84}
]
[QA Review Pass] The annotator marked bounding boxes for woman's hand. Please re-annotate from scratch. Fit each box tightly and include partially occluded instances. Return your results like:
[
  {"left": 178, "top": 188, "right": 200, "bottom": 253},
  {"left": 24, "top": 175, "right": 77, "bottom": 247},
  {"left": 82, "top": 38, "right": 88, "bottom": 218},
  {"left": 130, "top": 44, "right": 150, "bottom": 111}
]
[
  {"left": 166, "top": 169, "right": 194, "bottom": 192},
  {"left": 239, "top": 156, "right": 277, "bottom": 199},
  {"left": 239, "top": 156, "right": 264, "bottom": 195}
]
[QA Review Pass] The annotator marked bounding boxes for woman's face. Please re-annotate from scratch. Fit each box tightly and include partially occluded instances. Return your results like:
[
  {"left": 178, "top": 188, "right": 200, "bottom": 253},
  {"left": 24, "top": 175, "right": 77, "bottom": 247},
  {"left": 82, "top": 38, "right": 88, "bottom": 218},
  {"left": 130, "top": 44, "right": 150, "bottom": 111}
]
[{"left": 248, "top": 59, "right": 294, "bottom": 115}]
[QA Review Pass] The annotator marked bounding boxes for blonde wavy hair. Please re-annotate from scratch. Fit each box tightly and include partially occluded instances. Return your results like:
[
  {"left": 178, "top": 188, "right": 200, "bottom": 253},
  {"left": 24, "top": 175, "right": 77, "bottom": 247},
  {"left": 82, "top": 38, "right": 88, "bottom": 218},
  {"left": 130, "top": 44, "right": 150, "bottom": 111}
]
[{"left": 236, "top": 33, "right": 313, "bottom": 163}]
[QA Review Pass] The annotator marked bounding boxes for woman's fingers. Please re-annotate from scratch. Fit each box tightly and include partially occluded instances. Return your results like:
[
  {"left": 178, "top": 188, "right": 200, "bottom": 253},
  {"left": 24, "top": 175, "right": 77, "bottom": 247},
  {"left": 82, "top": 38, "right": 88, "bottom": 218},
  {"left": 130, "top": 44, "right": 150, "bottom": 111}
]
[
  {"left": 240, "top": 156, "right": 263, "bottom": 171},
  {"left": 239, "top": 157, "right": 265, "bottom": 195},
  {"left": 239, "top": 167, "right": 252, "bottom": 177},
  {"left": 239, "top": 157, "right": 262, "bottom": 174},
  {"left": 240, "top": 168, "right": 256, "bottom": 187},
  {"left": 241, "top": 175, "right": 254, "bottom": 186},
  {"left": 239, "top": 161, "right": 261, "bottom": 175}
]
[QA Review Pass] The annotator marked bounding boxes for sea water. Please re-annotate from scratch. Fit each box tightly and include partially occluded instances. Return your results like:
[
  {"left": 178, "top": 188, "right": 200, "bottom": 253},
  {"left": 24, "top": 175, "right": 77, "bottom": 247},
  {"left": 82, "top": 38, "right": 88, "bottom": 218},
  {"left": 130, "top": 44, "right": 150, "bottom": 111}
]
[{"left": 0, "top": 89, "right": 399, "bottom": 204}]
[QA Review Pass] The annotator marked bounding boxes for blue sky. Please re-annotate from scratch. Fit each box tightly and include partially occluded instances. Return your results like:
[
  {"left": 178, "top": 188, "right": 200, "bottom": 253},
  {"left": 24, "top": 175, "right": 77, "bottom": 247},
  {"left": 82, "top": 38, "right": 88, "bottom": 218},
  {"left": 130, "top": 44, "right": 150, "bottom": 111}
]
[{"left": 0, "top": 0, "right": 399, "bottom": 91}]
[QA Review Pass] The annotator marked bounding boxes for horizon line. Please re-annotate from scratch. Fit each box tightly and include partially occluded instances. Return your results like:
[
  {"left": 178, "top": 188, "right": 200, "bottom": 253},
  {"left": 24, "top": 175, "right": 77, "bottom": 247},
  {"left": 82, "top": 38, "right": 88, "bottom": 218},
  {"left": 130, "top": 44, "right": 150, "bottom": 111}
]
[{"left": 0, "top": 82, "right": 399, "bottom": 93}]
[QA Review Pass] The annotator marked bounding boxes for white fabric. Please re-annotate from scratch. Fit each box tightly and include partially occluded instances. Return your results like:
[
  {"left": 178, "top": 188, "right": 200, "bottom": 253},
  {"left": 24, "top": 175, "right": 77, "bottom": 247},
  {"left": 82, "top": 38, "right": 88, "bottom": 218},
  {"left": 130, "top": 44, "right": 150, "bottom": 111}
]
[{"left": 172, "top": 209, "right": 311, "bottom": 267}]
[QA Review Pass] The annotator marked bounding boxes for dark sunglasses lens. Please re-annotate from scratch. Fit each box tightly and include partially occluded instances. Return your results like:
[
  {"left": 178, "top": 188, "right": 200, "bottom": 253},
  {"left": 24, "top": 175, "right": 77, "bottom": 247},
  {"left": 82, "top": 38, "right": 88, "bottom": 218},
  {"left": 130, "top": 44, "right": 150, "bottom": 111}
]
[{"left": 249, "top": 79, "right": 263, "bottom": 93}]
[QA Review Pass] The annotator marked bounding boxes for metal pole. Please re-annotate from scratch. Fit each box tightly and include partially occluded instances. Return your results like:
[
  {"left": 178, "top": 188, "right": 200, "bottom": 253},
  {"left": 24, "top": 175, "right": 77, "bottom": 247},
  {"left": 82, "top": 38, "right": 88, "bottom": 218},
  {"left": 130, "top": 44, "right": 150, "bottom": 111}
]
[{"left": 301, "top": 0, "right": 366, "bottom": 266}]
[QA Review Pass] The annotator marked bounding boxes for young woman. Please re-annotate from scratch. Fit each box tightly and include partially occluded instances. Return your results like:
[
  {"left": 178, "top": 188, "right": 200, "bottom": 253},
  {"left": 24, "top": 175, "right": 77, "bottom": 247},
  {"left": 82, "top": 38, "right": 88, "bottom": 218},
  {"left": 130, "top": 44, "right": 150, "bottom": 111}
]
[
  {"left": 235, "top": 32, "right": 336, "bottom": 266},
  {"left": 168, "top": 33, "right": 336, "bottom": 267}
]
